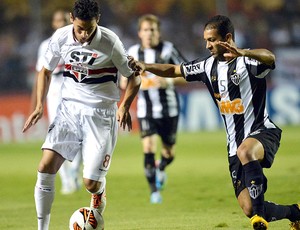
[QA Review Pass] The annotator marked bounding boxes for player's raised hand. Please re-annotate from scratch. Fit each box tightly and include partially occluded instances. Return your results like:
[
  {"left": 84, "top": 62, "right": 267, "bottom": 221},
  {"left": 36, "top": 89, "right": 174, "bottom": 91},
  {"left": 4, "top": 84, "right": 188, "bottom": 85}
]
[
  {"left": 218, "top": 41, "right": 245, "bottom": 58},
  {"left": 22, "top": 107, "right": 44, "bottom": 133},
  {"left": 117, "top": 106, "right": 132, "bottom": 131}
]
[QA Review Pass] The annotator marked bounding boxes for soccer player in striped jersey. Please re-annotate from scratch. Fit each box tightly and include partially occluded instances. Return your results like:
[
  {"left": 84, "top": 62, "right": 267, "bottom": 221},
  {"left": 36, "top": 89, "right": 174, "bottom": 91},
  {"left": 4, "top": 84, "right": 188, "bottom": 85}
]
[
  {"left": 130, "top": 15, "right": 300, "bottom": 230},
  {"left": 120, "top": 14, "right": 186, "bottom": 204},
  {"left": 23, "top": 0, "right": 141, "bottom": 229}
]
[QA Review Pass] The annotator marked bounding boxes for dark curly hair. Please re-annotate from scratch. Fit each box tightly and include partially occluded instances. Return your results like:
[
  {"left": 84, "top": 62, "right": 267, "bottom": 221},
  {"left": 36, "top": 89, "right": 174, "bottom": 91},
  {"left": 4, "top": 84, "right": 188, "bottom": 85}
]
[
  {"left": 72, "top": 0, "right": 100, "bottom": 20},
  {"left": 204, "top": 15, "right": 235, "bottom": 41}
]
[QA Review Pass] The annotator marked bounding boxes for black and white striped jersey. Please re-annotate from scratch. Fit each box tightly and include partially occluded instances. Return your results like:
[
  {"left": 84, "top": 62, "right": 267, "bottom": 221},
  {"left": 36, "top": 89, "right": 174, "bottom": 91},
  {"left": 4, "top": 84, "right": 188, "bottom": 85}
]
[
  {"left": 181, "top": 56, "right": 276, "bottom": 157},
  {"left": 127, "top": 41, "right": 186, "bottom": 119}
]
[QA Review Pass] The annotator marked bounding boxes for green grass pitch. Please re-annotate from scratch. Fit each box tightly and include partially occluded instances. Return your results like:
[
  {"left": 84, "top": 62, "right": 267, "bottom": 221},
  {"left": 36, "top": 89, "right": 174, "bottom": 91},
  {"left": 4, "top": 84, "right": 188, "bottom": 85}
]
[{"left": 0, "top": 125, "right": 299, "bottom": 229}]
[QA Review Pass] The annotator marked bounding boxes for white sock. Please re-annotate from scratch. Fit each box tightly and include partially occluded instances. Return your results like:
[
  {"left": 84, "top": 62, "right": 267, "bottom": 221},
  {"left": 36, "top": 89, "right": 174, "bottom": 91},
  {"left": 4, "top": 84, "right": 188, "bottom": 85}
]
[{"left": 34, "top": 172, "right": 56, "bottom": 230}]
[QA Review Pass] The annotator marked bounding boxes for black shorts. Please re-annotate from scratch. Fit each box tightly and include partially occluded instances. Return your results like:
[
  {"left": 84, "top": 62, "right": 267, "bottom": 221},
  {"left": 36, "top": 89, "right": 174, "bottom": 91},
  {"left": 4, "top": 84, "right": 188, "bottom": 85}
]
[
  {"left": 138, "top": 116, "right": 179, "bottom": 146},
  {"left": 228, "top": 127, "right": 282, "bottom": 197}
]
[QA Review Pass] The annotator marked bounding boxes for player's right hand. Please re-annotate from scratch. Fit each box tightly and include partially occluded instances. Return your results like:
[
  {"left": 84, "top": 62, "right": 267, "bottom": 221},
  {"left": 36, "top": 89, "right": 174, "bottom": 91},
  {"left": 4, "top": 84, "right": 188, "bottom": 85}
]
[
  {"left": 22, "top": 107, "right": 44, "bottom": 133},
  {"left": 128, "top": 56, "right": 145, "bottom": 75}
]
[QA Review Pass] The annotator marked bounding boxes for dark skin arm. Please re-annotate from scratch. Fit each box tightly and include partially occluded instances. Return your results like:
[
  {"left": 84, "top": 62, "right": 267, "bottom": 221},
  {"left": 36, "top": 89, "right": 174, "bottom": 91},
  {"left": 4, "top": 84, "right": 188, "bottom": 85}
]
[{"left": 128, "top": 57, "right": 183, "bottom": 78}]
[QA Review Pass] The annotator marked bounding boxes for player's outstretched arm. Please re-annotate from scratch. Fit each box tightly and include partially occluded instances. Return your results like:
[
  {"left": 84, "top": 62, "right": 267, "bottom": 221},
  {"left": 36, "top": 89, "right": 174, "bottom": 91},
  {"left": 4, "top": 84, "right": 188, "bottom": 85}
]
[
  {"left": 128, "top": 57, "right": 183, "bottom": 78},
  {"left": 117, "top": 73, "right": 141, "bottom": 131},
  {"left": 144, "top": 63, "right": 182, "bottom": 78},
  {"left": 23, "top": 67, "right": 52, "bottom": 132}
]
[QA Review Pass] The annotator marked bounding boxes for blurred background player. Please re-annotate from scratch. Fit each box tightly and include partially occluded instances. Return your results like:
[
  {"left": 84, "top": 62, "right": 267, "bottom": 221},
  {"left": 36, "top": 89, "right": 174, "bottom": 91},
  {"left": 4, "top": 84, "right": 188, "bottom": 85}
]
[
  {"left": 31, "top": 9, "right": 81, "bottom": 195},
  {"left": 120, "top": 14, "right": 186, "bottom": 204}
]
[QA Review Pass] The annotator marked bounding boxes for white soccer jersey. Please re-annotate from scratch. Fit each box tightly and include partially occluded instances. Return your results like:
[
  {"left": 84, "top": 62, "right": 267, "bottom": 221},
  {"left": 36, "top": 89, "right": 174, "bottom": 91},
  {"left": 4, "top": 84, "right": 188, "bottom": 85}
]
[
  {"left": 36, "top": 37, "right": 64, "bottom": 123},
  {"left": 181, "top": 56, "right": 276, "bottom": 157},
  {"left": 43, "top": 24, "right": 133, "bottom": 107},
  {"left": 128, "top": 41, "right": 186, "bottom": 119}
]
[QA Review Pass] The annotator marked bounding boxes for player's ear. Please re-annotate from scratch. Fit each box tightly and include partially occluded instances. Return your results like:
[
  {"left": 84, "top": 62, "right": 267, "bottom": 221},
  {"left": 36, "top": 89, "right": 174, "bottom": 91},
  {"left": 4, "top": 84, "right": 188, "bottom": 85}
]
[
  {"left": 69, "top": 13, "right": 74, "bottom": 23},
  {"left": 225, "top": 33, "right": 233, "bottom": 43},
  {"left": 96, "top": 14, "right": 101, "bottom": 24}
]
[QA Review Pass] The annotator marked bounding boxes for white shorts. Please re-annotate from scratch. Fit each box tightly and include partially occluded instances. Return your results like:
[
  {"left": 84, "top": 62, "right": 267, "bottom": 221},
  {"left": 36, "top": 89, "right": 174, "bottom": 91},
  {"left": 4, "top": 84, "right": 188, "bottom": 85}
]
[{"left": 42, "top": 100, "right": 118, "bottom": 182}]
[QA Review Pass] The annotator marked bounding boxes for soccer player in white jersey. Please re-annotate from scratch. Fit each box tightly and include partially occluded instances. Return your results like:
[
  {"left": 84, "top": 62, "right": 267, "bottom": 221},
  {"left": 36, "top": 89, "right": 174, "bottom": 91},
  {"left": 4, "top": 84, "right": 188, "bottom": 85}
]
[
  {"left": 23, "top": 0, "right": 141, "bottom": 229},
  {"left": 120, "top": 14, "right": 186, "bottom": 204},
  {"left": 32, "top": 9, "right": 82, "bottom": 195},
  {"left": 130, "top": 15, "right": 300, "bottom": 230}
]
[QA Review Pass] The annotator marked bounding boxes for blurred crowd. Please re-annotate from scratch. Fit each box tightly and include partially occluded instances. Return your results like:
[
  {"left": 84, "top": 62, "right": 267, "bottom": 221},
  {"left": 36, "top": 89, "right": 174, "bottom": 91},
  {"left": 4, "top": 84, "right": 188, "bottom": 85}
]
[{"left": 0, "top": 0, "right": 299, "bottom": 94}]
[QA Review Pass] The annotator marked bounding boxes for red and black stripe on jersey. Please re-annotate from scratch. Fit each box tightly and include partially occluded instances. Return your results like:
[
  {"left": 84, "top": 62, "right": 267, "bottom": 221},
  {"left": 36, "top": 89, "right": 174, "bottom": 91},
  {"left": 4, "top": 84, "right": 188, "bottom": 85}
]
[{"left": 63, "top": 64, "right": 118, "bottom": 84}]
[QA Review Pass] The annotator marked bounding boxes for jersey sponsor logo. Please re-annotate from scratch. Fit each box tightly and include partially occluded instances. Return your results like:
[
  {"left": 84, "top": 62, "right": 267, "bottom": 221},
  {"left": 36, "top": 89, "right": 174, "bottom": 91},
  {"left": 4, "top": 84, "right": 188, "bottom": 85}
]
[
  {"left": 185, "top": 63, "right": 201, "bottom": 74},
  {"left": 70, "top": 51, "right": 97, "bottom": 65},
  {"left": 217, "top": 98, "right": 245, "bottom": 115}
]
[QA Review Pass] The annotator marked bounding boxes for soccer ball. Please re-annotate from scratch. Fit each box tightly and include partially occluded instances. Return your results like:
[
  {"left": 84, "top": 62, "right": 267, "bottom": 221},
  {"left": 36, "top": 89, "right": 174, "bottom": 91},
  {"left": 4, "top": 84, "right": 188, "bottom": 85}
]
[{"left": 69, "top": 207, "right": 104, "bottom": 230}]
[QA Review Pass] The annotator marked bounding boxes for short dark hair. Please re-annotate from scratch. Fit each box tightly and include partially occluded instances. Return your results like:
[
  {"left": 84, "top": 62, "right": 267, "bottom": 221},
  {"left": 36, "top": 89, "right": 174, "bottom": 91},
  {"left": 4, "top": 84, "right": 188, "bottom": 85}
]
[
  {"left": 72, "top": 0, "right": 100, "bottom": 20},
  {"left": 204, "top": 15, "right": 235, "bottom": 40}
]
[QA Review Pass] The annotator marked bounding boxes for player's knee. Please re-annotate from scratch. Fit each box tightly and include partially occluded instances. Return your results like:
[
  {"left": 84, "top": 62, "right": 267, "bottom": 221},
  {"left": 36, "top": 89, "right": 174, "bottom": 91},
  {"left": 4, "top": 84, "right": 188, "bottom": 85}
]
[
  {"left": 38, "top": 161, "right": 56, "bottom": 174},
  {"left": 84, "top": 178, "right": 100, "bottom": 193},
  {"left": 237, "top": 146, "right": 253, "bottom": 164},
  {"left": 161, "top": 145, "right": 175, "bottom": 158}
]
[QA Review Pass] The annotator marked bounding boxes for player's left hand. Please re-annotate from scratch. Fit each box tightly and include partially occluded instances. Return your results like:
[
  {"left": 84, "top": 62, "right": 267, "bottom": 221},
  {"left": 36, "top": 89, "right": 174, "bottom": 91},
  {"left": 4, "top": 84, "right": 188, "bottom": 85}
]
[
  {"left": 218, "top": 41, "right": 244, "bottom": 58},
  {"left": 22, "top": 107, "right": 44, "bottom": 132},
  {"left": 117, "top": 107, "right": 132, "bottom": 131}
]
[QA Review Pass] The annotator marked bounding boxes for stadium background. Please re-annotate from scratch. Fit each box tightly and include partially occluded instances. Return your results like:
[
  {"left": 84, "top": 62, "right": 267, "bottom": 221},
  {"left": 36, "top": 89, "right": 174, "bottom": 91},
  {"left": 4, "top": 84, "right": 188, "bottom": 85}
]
[{"left": 0, "top": 0, "right": 299, "bottom": 142}]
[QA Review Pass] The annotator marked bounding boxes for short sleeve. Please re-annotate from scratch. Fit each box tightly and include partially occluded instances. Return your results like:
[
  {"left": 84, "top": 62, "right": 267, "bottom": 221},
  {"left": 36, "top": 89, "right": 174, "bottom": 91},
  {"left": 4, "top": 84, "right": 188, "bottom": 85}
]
[
  {"left": 43, "top": 32, "right": 62, "bottom": 71},
  {"left": 111, "top": 37, "right": 134, "bottom": 78}
]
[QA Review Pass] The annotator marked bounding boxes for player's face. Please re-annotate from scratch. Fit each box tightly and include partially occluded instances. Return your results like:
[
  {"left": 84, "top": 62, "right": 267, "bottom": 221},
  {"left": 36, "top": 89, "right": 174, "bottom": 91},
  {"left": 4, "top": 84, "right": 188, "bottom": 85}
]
[
  {"left": 71, "top": 16, "right": 98, "bottom": 44},
  {"left": 204, "top": 28, "right": 228, "bottom": 61},
  {"left": 138, "top": 21, "right": 160, "bottom": 48}
]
